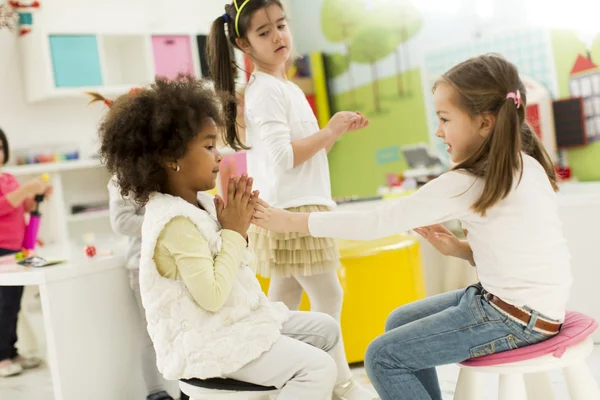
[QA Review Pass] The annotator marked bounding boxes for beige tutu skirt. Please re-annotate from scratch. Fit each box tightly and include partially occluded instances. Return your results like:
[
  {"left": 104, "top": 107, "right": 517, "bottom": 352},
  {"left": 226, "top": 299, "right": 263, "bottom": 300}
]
[{"left": 249, "top": 204, "right": 340, "bottom": 278}]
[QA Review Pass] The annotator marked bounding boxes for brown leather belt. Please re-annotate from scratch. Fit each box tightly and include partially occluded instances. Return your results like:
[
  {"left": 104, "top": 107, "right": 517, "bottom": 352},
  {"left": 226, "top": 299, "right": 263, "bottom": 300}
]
[{"left": 484, "top": 293, "right": 561, "bottom": 334}]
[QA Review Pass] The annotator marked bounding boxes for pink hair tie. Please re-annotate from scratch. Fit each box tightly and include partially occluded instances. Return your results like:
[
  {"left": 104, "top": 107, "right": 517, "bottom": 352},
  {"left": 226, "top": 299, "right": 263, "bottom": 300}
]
[{"left": 506, "top": 89, "right": 522, "bottom": 109}]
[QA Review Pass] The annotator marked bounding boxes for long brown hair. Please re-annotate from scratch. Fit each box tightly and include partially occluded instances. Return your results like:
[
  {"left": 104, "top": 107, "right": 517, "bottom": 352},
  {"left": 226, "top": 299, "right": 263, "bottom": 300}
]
[
  {"left": 435, "top": 54, "right": 557, "bottom": 216},
  {"left": 206, "top": 0, "right": 284, "bottom": 151}
]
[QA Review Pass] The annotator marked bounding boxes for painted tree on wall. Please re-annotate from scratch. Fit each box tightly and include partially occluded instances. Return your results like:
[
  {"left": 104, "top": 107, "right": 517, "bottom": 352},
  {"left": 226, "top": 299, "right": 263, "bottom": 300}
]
[
  {"left": 350, "top": 25, "right": 398, "bottom": 113},
  {"left": 321, "top": 0, "right": 366, "bottom": 106},
  {"left": 376, "top": 0, "right": 422, "bottom": 97}
]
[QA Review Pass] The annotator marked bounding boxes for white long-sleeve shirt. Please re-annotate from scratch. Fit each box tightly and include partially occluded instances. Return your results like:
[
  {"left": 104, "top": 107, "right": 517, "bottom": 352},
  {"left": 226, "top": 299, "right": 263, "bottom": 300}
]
[
  {"left": 309, "top": 154, "right": 572, "bottom": 321},
  {"left": 244, "top": 71, "right": 335, "bottom": 209},
  {"left": 108, "top": 178, "right": 144, "bottom": 269}
]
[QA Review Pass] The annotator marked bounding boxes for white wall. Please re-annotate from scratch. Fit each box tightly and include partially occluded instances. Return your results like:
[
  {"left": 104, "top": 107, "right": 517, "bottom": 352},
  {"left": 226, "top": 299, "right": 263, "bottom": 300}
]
[{"left": 0, "top": 0, "right": 230, "bottom": 163}]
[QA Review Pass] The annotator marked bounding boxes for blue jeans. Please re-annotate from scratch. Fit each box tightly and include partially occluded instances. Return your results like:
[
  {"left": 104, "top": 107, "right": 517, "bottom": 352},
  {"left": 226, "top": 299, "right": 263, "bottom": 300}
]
[{"left": 365, "top": 284, "right": 555, "bottom": 400}]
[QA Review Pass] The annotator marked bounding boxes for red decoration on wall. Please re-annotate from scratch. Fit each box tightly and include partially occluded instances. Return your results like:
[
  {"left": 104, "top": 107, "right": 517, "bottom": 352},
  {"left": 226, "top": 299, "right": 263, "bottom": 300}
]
[{"left": 526, "top": 104, "right": 542, "bottom": 139}]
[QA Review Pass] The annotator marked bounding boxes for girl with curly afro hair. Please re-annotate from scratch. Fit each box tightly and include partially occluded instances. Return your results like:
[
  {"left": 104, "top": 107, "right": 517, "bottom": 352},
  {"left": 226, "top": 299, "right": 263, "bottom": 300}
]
[{"left": 94, "top": 75, "right": 345, "bottom": 399}]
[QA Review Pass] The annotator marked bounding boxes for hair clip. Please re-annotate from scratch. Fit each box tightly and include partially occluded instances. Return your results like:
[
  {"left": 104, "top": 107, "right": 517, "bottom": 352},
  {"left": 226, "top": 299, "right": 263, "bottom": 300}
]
[{"left": 506, "top": 89, "right": 522, "bottom": 109}]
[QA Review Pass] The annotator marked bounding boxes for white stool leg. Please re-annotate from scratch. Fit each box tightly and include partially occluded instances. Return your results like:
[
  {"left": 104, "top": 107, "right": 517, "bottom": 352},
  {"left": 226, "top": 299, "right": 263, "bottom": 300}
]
[
  {"left": 564, "top": 361, "right": 600, "bottom": 400},
  {"left": 498, "top": 374, "right": 527, "bottom": 400},
  {"left": 525, "top": 372, "right": 555, "bottom": 399},
  {"left": 454, "top": 368, "right": 481, "bottom": 400}
]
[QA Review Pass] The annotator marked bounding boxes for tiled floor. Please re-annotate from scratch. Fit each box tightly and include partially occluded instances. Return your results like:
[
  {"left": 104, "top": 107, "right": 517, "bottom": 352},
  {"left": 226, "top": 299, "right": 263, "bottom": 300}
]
[
  {"left": 2, "top": 346, "right": 600, "bottom": 399},
  {"left": 351, "top": 345, "right": 600, "bottom": 399}
]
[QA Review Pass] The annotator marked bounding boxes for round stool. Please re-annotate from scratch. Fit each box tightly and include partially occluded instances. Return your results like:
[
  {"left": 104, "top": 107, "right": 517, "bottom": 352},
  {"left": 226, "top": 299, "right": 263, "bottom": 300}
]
[
  {"left": 455, "top": 311, "right": 600, "bottom": 400},
  {"left": 179, "top": 377, "right": 280, "bottom": 400}
]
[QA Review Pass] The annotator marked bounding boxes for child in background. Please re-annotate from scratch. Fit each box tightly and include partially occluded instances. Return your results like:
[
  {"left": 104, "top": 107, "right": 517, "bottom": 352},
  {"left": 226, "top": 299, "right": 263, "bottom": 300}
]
[
  {"left": 207, "top": 3, "right": 375, "bottom": 398},
  {"left": 107, "top": 178, "right": 175, "bottom": 400},
  {"left": 252, "top": 54, "right": 572, "bottom": 400},
  {"left": 97, "top": 75, "right": 358, "bottom": 400},
  {"left": 0, "top": 128, "right": 49, "bottom": 377}
]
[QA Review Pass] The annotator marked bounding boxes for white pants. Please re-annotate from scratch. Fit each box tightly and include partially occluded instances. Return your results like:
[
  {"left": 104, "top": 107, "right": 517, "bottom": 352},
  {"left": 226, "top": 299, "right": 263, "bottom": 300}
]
[
  {"left": 129, "top": 269, "right": 167, "bottom": 395},
  {"left": 268, "top": 271, "right": 353, "bottom": 385},
  {"left": 226, "top": 311, "right": 339, "bottom": 400}
]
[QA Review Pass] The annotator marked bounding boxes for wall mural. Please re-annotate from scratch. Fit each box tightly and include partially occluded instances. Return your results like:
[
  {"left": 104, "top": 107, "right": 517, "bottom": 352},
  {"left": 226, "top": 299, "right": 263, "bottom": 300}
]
[
  {"left": 319, "top": 0, "right": 428, "bottom": 197},
  {"left": 291, "top": 0, "right": 600, "bottom": 196}
]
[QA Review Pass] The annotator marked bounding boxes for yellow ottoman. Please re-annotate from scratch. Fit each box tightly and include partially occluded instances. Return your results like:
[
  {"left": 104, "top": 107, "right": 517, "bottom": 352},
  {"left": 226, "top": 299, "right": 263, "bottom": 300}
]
[{"left": 257, "top": 234, "right": 425, "bottom": 363}]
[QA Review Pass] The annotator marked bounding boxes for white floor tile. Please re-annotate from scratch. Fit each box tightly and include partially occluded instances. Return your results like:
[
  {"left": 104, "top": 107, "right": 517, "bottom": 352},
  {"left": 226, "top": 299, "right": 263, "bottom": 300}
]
[
  {"left": 350, "top": 345, "right": 600, "bottom": 400},
  {"left": 3, "top": 346, "right": 600, "bottom": 399}
]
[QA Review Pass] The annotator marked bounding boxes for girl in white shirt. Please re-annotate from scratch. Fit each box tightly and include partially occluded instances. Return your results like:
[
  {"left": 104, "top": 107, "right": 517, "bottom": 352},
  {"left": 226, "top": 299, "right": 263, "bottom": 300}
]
[
  {"left": 252, "top": 54, "right": 572, "bottom": 400},
  {"left": 207, "top": 2, "right": 375, "bottom": 400}
]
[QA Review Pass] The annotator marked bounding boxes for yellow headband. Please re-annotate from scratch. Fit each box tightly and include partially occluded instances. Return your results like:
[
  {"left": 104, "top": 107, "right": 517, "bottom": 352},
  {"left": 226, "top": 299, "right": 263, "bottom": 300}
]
[{"left": 234, "top": 0, "right": 252, "bottom": 37}]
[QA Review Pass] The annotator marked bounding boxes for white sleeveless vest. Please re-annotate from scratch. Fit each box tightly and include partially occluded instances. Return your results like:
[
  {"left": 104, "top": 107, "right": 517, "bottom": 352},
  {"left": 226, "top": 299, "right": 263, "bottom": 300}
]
[{"left": 139, "top": 192, "right": 289, "bottom": 380}]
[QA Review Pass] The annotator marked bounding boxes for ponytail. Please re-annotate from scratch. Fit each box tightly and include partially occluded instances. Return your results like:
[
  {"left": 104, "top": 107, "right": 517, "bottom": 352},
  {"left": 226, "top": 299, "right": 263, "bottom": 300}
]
[
  {"left": 207, "top": 13, "right": 248, "bottom": 151},
  {"left": 521, "top": 123, "right": 558, "bottom": 192},
  {"left": 470, "top": 101, "right": 523, "bottom": 215},
  {"left": 86, "top": 87, "right": 145, "bottom": 109},
  {"left": 86, "top": 91, "right": 113, "bottom": 107}
]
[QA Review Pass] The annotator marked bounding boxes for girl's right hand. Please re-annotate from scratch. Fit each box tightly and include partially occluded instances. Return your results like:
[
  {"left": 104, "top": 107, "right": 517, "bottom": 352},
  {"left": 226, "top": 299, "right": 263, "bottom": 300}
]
[
  {"left": 326, "top": 111, "right": 368, "bottom": 139},
  {"left": 23, "top": 177, "right": 50, "bottom": 197},
  {"left": 214, "top": 174, "right": 258, "bottom": 238}
]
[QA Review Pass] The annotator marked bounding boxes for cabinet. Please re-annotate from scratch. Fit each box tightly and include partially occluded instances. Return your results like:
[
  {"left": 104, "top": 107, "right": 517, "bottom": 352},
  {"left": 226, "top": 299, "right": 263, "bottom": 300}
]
[
  {"left": 151, "top": 35, "right": 194, "bottom": 79},
  {"left": 20, "top": 31, "right": 204, "bottom": 102},
  {"left": 49, "top": 35, "right": 103, "bottom": 88}
]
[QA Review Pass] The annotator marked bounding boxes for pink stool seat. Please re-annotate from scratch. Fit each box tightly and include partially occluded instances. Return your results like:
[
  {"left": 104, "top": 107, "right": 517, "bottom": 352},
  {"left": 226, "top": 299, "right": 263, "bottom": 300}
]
[{"left": 461, "top": 311, "right": 598, "bottom": 367}]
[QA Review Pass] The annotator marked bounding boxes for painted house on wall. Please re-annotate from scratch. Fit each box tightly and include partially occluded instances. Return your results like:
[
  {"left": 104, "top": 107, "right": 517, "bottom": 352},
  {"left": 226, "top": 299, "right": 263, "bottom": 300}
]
[
  {"left": 523, "top": 76, "right": 558, "bottom": 161},
  {"left": 569, "top": 55, "right": 600, "bottom": 141}
]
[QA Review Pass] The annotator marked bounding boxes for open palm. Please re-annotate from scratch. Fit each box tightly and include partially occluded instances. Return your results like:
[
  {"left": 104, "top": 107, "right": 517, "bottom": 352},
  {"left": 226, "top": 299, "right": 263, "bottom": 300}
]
[{"left": 413, "top": 224, "right": 460, "bottom": 257}]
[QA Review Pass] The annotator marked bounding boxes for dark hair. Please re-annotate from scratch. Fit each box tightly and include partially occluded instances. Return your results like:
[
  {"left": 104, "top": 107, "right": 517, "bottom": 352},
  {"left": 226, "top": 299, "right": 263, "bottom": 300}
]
[
  {"left": 434, "top": 54, "right": 557, "bottom": 216},
  {"left": 207, "top": 0, "right": 284, "bottom": 151},
  {"left": 0, "top": 127, "right": 8, "bottom": 164},
  {"left": 95, "top": 75, "right": 225, "bottom": 205}
]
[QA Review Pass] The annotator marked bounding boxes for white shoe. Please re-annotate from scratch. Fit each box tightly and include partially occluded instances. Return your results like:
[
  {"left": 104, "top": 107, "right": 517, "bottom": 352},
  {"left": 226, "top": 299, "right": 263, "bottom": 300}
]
[
  {"left": 0, "top": 360, "right": 23, "bottom": 377},
  {"left": 14, "top": 356, "right": 42, "bottom": 370},
  {"left": 333, "top": 378, "right": 379, "bottom": 400}
]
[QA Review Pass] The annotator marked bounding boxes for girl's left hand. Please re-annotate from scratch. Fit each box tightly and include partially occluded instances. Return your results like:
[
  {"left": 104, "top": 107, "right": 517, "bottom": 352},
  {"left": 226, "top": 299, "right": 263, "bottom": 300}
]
[
  {"left": 252, "top": 198, "right": 294, "bottom": 233},
  {"left": 413, "top": 224, "right": 460, "bottom": 257},
  {"left": 347, "top": 112, "right": 369, "bottom": 132},
  {"left": 23, "top": 197, "right": 36, "bottom": 213},
  {"left": 44, "top": 186, "right": 53, "bottom": 200},
  {"left": 23, "top": 186, "right": 53, "bottom": 212}
]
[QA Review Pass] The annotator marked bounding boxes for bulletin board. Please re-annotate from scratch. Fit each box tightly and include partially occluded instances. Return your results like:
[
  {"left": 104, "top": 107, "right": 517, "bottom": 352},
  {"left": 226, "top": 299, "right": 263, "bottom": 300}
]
[{"left": 553, "top": 97, "right": 587, "bottom": 148}]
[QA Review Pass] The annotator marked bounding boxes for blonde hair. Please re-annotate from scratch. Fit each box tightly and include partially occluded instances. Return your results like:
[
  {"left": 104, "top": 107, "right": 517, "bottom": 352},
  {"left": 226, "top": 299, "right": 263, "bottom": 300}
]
[{"left": 434, "top": 54, "right": 557, "bottom": 216}]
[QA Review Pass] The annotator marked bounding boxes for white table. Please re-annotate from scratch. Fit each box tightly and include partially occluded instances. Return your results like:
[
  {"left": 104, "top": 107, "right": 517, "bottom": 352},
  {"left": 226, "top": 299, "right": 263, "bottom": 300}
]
[{"left": 0, "top": 256, "right": 178, "bottom": 399}]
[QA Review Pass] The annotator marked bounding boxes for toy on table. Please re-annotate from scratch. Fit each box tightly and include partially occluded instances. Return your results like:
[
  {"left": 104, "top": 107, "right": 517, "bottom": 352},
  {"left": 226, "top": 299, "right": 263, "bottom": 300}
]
[
  {"left": 0, "top": 249, "right": 63, "bottom": 268},
  {"left": 0, "top": 249, "right": 33, "bottom": 265},
  {"left": 22, "top": 173, "right": 49, "bottom": 251},
  {"left": 16, "top": 256, "right": 63, "bottom": 268},
  {"left": 14, "top": 249, "right": 33, "bottom": 260},
  {"left": 84, "top": 245, "right": 113, "bottom": 258}
]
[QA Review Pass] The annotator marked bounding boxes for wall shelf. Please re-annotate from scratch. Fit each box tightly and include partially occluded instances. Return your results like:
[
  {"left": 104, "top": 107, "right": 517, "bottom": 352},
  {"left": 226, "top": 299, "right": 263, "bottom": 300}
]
[
  {"left": 7, "top": 159, "right": 112, "bottom": 260},
  {"left": 68, "top": 209, "right": 110, "bottom": 223},
  {"left": 4, "top": 159, "right": 103, "bottom": 176},
  {"left": 20, "top": 30, "right": 210, "bottom": 103}
]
